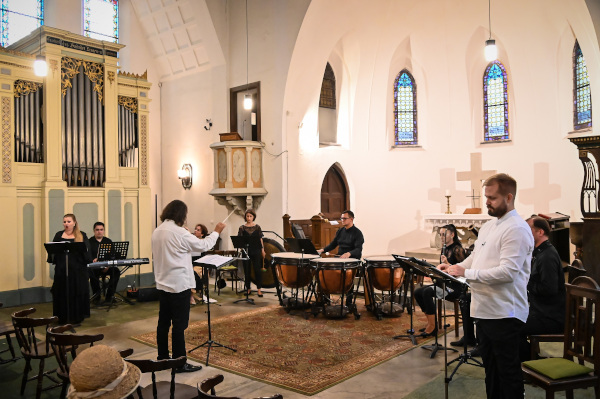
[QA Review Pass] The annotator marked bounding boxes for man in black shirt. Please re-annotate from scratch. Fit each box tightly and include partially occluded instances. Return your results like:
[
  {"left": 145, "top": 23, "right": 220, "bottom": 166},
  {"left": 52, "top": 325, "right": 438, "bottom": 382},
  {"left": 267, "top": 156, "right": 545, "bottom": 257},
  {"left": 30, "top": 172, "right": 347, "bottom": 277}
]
[
  {"left": 89, "top": 222, "right": 120, "bottom": 304},
  {"left": 520, "top": 216, "right": 566, "bottom": 360},
  {"left": 318, "top": 210, "right": 364, "bottom": 258}
]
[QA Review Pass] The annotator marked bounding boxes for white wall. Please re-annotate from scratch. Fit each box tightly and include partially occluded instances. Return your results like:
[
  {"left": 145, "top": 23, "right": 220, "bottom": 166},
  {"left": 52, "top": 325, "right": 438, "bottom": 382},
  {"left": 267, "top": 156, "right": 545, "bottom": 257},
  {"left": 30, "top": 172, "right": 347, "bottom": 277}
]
[{"left": 282, "top": 0, "right": 600, "bottom": 258}]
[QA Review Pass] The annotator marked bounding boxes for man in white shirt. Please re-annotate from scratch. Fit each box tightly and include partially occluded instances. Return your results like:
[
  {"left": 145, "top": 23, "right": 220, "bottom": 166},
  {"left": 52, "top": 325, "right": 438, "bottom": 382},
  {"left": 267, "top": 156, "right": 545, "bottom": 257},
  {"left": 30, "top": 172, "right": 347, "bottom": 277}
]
[
  {"left": 441, "top": 173, "right": 534, "bottom": 399},
  {"left": 152, "top": 200, "right": 226, "bottom": 373}
]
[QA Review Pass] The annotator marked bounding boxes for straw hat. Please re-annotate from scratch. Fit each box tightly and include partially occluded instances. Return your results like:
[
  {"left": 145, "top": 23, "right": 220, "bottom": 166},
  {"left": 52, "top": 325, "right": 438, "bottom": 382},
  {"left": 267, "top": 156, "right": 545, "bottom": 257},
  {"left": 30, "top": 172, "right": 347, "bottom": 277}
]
[{"left": 68, "top": 345, "right": 141, "bottom": 399}]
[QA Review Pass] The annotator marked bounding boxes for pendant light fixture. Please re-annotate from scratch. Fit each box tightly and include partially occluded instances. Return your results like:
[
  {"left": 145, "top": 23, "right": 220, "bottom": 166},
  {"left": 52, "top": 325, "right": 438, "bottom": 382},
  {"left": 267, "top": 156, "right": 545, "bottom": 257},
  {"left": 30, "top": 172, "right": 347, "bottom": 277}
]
[
  {"left": 243, "top": 0, "right": 252, "bottom": 110},
  {"left": 34, "top": 26, "right": 47, "bottom": 77},
  {"left": 484, "top": 0, "right": 497, "bottom": 61}
]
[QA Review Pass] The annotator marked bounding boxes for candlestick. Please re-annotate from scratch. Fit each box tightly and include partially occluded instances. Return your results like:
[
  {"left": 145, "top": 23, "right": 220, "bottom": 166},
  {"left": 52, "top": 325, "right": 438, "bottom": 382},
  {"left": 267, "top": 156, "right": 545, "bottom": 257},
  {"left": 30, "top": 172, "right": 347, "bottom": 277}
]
[{"left": 445, "top": 195, "right": 452, "bottom": 214}]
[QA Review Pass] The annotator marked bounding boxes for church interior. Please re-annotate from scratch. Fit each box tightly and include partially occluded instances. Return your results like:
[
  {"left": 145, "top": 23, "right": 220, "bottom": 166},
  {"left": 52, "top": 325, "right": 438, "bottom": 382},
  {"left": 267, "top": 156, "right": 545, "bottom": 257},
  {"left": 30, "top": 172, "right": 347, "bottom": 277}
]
[{"left": 1, "top": 0, "right": 600, "bottom": 397}]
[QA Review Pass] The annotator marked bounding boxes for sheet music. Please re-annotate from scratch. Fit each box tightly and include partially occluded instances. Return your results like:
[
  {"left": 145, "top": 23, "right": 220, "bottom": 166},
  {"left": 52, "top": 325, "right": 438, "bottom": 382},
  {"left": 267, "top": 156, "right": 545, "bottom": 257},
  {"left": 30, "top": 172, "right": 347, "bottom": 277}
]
[{"left": 194, "top": 254, "right": 235, "bottom": 268}]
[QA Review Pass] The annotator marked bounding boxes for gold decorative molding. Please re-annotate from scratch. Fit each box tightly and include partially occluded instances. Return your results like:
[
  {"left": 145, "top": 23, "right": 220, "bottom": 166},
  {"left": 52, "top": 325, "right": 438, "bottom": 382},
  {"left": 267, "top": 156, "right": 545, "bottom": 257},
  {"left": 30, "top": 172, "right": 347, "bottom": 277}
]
[
  {"left": 118, "top": 70, "right": 147, "bottom": 80},
  {"left": 14, "top": 80, "right": 42, "bottom": 98},
  {"left": 118, "top": 96, "right": 138, "bottom": 114},
  {"left": 0, "top": 61, "right": 32, "bottom": 70},
  {"left": 0, "top": 46, "right": 35, "bottom": 59},
  {"left": 49, "top": 59, "right": 59, "bottom": 75},
  {"left": 2, "top": 96, "right": 11, "bottom": 183},
  {"left": 61, "top": 56, "right": 104, "bottom": 103},
  {"left": 140, "top": 114, "right": 148, "bottom": 186},
  {"left": 108, "top": 70, "right": 115, "bottom": 85}
]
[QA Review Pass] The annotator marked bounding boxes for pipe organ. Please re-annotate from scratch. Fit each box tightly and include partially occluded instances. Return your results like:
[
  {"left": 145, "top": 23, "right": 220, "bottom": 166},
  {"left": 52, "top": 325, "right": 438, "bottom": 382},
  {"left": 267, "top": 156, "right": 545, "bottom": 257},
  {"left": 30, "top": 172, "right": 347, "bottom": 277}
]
[{"left": 0, "top": 27, "right": 152, "bottom": 306}]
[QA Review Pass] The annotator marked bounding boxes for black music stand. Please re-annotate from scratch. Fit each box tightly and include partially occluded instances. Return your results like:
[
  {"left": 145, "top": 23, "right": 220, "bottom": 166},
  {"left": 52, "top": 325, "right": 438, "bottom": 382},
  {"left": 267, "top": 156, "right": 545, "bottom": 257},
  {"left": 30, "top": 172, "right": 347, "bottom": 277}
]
[
  {"left": 287, "top": 238, "right": 319, "bottom": 255},
  {"left": 231, "top": 235, "right": 261, "bottom": 304},
  {"left": 392, "top": 255, "right": 430, "bottom": 345},
  {"left": 44, "top": 241, "right": 88, "bottom": 325},
  {"left": 446, "top": 293, "right": 483, "bottom": 381},
  {"left": 189, "top": 256, "right": 237, "bottom": 365},
  {"left": 96, "top": 241, "right": 134, "bottom": 308}
]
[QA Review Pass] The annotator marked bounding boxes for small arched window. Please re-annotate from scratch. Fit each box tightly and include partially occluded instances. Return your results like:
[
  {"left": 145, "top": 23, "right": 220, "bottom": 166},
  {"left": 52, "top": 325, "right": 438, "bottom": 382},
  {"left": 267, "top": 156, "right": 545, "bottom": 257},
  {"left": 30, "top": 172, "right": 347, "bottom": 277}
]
[
  {"left": 573, "top": 40, "right": 592, "bottom": 130},
  {"left": 319, "top": 63, "right": 336, "bottom": 109},
  {"left": 483, "top": 61, "right": 509, "bottom": 142},
  {"left": 394, "top": 69, "right": 417, "bottom": 145},
  {"left": 0, "top": 0, "right": 44, "bottom": 47}
]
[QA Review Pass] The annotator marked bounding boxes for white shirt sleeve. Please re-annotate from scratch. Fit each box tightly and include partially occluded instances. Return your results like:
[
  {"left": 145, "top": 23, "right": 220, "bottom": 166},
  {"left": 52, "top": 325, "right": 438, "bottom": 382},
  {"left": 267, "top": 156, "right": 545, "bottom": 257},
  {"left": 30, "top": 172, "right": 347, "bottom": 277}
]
[{"left": 184, "top": 231, "right": 219, "bottom": 253}]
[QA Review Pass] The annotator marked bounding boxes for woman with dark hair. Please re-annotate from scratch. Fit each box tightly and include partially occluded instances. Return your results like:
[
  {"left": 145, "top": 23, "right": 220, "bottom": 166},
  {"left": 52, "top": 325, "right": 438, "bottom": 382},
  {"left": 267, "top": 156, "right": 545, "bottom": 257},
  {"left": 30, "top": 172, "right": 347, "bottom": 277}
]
[
  {"left": 48, "top": 213, "right": 93, "bottom": 324},
  {"left": 238, "top": 209, "right": 266, "bottom": 297},
  {"left": 414, "top": 224, "right": 466, "bottom": 337},
  {"left": 190, "top": 223, "right": 210, "bottom": 305}
]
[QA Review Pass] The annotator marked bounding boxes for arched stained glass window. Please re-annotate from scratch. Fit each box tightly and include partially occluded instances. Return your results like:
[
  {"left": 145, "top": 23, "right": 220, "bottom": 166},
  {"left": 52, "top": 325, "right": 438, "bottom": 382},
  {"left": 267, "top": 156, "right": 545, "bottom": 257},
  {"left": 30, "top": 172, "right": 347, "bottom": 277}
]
[
  {"left": 483, "top": 61, "right": 509, "bottom": 141},
  {"left": 394, "top": 69, "right": 417, "bottom": 145},
  {"left": 574, "top": 40, "right": 592, "bottom": 130},
  {"left": 319, "top": 63, "right": 336, "bottom": 109},
  {"left": 1, "top": 0, "right": 44, "bottom": 48},
  {"left": 84, "top": 0, "right": 118, "bottom": 43}
]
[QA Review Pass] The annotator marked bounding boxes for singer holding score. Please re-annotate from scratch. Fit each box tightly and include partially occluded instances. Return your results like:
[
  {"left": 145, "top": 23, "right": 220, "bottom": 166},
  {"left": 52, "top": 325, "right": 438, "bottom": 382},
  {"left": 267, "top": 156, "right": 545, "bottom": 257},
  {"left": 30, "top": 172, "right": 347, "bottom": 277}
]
[{"left": 439, "top": 173, "right": 533, "bottom": 399}]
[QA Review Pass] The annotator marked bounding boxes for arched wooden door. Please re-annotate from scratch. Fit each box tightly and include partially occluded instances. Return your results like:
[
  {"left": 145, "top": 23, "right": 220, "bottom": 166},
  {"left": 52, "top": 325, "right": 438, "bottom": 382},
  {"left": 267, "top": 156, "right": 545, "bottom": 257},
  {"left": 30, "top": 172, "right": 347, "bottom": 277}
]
[{"left": 320, "top": 164, "right": 350, "bottom": 220}]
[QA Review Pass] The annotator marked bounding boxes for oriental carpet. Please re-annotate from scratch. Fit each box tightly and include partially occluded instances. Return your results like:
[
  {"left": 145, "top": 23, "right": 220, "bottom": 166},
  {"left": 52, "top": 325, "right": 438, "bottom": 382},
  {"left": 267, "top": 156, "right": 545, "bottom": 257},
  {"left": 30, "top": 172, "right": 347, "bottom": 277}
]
[{"left": 131, "top": 303, "right": 448, "bottom": 395}]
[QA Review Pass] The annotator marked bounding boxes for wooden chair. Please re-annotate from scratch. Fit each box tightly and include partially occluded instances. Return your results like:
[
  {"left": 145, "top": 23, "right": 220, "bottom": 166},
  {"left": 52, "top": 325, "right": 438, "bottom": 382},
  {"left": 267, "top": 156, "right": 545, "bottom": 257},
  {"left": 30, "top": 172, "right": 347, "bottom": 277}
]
[
  {"left": 47, "top": 324, "right": 104, "bottom": 398},
  {"left": 125, "top": 356, "right": 200, "bottom": 399},
  {"left": 198, "top": 374, "right": 283, "bottom": 399},
  {"left": 11, "top": 308, "right": 61, "bottom": 399},
  {"left": 209, "top": 250, "right": 240, "bottom": 294},
  {"left": 0, "top": 302, "right": 20, "bottom": 364},
  {"left": 522, "top": 276, "right": 600, "bottom": 398},
  {"left": 437, "top": 299, "right": 461, "bottom": 337},
  {"left": 528, "top": 275, "right": 599, "bottom": 360}
]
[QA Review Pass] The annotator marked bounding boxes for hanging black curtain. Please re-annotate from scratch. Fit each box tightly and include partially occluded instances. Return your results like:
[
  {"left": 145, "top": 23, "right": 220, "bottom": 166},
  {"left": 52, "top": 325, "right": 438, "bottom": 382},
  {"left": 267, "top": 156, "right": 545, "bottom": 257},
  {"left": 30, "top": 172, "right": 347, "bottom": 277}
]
[
  {"left": 118, "top": 96, "right": 138, "bottom": 167},
  {"left": 61, "top": 57, "right": 105, "bottom": 187},
  {"left": 14, "top": 80, "right": 43, "bottom": 163}
]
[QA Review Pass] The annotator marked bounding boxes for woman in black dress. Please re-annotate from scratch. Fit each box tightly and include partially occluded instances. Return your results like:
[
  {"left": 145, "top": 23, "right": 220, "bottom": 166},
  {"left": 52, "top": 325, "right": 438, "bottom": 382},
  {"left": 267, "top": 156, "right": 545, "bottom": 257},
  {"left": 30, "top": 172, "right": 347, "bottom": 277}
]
[
  {"left": 48, "top": 213, "right": 92, "bottom": 324},
  {"left": 414, "top": 224, "right": 466, "bottom": 336},
  {"left": 238, "top": 209, "right": 266, "bottom": 297}
]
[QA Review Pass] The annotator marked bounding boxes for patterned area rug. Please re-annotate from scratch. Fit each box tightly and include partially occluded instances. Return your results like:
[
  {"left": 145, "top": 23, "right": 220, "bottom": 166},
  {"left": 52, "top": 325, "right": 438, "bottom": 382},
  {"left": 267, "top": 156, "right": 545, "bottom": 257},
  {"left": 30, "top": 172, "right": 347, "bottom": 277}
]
[{"left": 132, "top": 303, "right": 438, "bottom": 395}]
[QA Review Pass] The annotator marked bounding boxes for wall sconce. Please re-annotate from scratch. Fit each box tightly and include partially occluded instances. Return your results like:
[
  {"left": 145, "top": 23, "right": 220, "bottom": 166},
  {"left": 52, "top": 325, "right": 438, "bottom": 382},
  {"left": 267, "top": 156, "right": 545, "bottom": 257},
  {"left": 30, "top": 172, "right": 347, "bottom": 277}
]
[{"left": 177, "top": 164, "right": 192, "bottom": 189}]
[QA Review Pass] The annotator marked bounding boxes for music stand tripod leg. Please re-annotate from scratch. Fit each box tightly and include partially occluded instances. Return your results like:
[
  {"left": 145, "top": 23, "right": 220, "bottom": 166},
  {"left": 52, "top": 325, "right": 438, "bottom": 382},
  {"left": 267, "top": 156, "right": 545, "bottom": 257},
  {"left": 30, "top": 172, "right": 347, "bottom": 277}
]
[{"left": 393, "top": 271, "right": 417, "bottom": 345}]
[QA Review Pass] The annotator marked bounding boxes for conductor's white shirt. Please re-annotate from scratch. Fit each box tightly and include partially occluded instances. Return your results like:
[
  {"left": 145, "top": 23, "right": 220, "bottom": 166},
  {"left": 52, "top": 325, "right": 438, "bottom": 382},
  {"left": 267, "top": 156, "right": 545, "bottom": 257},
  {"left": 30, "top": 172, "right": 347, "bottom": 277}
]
[
  {"left": 459, "top": 209, "right": 534, "bottom": 323},
  {"left": 152, "top": 219, "right": 219, "bottom": 293}
]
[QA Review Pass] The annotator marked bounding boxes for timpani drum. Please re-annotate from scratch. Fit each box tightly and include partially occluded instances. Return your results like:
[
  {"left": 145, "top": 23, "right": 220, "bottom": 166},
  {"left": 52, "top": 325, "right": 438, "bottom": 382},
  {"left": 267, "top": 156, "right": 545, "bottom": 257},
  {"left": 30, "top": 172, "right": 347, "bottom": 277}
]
[
  {"left": 310, "top": 258, "right": 362, "bottom": 319},
  {"left": 271, "top": 252, "right": 319, "bottom": 311},
  {"left": 365, "top": 255, "right": 404, "bottom": 319}
]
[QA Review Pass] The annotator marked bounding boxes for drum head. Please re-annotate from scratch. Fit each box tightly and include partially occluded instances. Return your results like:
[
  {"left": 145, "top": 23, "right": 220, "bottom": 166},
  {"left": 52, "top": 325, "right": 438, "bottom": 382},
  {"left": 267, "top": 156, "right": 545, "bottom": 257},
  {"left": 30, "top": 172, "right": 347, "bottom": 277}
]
[
  {"left": 365, "top": 255, "right": 396, "bottom": 267},
  {"left": 311, "top": 258, "right": 361, "bottom": 268}
]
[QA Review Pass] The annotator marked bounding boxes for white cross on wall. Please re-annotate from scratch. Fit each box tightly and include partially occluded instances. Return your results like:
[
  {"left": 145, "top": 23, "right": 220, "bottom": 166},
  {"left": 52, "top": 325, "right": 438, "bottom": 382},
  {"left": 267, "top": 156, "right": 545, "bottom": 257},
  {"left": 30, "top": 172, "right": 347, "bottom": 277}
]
[{"left": 456, "top": 153, "right": 496, "bottom": 197}]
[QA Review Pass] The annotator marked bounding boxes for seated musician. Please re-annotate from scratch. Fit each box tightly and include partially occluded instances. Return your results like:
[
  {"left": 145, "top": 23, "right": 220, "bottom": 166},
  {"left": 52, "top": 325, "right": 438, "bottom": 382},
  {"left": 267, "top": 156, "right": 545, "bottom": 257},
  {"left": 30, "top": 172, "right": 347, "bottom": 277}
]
[
  {"left": 190, "top": 223, "right": 209, "bottom": 305},
  {"left": 89, "top": 222, "right": 120, "bottom": 304},
  {"left": 519, "top": 217, "right": 565, "bottom": 361},
  {"left": 414, "top": 224, "right": 470, "bottom": 339},
  {"left": 317, "top": 210, "right": 364, "bottom": 305},
  {"left": 317, "top": 210, "right": 364, "bottom": 259}
]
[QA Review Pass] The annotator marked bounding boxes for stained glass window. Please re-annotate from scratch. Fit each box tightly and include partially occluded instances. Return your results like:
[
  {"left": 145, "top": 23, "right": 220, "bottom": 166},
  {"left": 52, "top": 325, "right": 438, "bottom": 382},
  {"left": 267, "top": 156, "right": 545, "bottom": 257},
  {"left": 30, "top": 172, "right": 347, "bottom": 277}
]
[
  {"left": 394, "top": 69, "right": 417, "bottom": 146},
  {"left": 573, "top": 41, "right": 592, "bottom": 130},
  {"left": 84, "top": 0, "right": 118, "bottom": 43},
  {"left": 483, "top": 61, "right": 509, "bottom": 141},
  {"left": 319, "top": 63, "right": 336, "bottom": 109},
  {"left": 1, "top": 0, "right": 44, "bottom": 48}
]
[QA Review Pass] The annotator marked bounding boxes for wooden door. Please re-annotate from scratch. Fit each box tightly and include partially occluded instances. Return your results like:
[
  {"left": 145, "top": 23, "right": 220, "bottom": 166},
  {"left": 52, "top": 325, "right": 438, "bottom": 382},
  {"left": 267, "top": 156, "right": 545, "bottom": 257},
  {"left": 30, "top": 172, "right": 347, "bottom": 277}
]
[{"left": 320, "top": 165, "right": 349, "bottom": 220}]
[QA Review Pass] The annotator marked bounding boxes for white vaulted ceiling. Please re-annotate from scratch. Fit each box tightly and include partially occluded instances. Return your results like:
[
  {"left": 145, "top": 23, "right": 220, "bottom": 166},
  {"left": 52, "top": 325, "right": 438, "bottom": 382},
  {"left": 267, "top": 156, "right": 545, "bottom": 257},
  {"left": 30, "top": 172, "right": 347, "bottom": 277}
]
[{"left": 130, "top": 0, "right": 224, "bottom": 81}]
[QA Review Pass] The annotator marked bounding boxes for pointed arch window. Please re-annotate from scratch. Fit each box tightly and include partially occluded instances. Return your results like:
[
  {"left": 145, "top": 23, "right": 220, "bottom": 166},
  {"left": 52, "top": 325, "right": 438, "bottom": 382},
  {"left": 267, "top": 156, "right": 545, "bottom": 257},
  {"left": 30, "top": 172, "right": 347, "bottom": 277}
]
[
  {"left": 1, "top": 0, "right": 44, "bottom": 47},
  {"left": 319, "top": 63, "right": 336, "bottom": 109},
  {"left": 84, "top": 0, "right": 118, "bottom": 43},
  {"left": 483, "top": 61, "right": 509, "bottom": 141},
  {"left": 394, "top": 69, "right": 417, "bottom": 145},
  {"left": 573, "top": 40, "right": 592, "bottom": 130}
]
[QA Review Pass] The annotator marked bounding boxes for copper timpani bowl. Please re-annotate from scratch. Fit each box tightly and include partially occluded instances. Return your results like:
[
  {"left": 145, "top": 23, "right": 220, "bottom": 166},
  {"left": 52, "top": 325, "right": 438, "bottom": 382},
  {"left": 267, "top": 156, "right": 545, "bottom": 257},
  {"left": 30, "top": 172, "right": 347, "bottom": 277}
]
[
  {"left": 365, "top": 255, "right": 404, "bottom": 292},
  {"left": 271, "top": 252, "right": 319, "bottom": 289},
  {"left": 310, "top": 258, "right": 361, "bottom": 295}
]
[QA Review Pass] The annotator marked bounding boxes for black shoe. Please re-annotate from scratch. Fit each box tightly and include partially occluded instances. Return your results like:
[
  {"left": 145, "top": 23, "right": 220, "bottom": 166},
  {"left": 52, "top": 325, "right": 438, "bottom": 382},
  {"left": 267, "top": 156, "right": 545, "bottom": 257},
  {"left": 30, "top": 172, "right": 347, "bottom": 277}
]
[
  {"left": 418, "top": 327, "right": 426, "bottom": 333},
  {"left": 420, "top": 329, "right": 438, "bottom": 338},
  {"left": 450, "top": 337, "right": 477, "bottom": 347},
  {"left": 469, "top": 346, "right": 481, "bottom": 357},
  {"left": 175, "top": 363, "right": 202, "bottom": 373},
  {"left": 257, "top": 293, "right": 263, "bottom": 297}
]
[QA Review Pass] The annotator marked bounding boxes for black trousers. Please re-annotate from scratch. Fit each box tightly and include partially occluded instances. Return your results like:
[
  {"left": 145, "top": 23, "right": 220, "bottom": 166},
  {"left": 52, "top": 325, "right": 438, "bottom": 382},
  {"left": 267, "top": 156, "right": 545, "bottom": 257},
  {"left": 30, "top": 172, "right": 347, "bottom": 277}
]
[
  {"left": 477, "top": 318, "right": 525, "bottom": 399},
  {"left": 89, "top": 267, "right": 120, "bottom": 299},
  {"left": 157, "top": 289, "right": 191, "bottom": 360},
  {"left": 244, "top": 253, "right": 263, "bottom": 290},
  {"left": 519, "top": 312, "right": 563, "bottom": 361}
]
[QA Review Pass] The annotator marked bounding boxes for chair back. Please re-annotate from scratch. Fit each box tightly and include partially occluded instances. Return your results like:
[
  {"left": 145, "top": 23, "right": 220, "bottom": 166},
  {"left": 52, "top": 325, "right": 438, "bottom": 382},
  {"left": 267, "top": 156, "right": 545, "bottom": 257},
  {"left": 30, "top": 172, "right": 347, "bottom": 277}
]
[
  {"left": 11, "top": 308, "right": 58, "bottom": 357},
  {"left": 563, "top": 276, "right": 600, "bottom": 372},
  {"left": 198, "top": 374, "right": 282, "bottom": 399},
  {"left": 125, "top": 356, "right": 186, "bottom": 399},
  {"left": 47, "top": 324, "right": 104, "bottom": 378}
]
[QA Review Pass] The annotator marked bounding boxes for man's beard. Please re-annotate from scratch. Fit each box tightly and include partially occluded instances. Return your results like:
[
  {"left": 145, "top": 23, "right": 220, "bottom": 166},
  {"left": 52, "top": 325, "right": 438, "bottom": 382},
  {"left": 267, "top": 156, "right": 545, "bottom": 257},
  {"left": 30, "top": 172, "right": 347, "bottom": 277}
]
[{"left": 487, "top": 202, "right": 507, "bottom": 218}]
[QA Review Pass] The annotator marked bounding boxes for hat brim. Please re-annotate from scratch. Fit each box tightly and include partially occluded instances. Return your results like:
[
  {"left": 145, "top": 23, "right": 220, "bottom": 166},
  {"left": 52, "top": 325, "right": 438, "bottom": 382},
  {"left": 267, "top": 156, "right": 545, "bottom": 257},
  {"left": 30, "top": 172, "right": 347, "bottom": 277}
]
[{"left": 69, "top": 362, "right": 141, "bottom": 399}]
